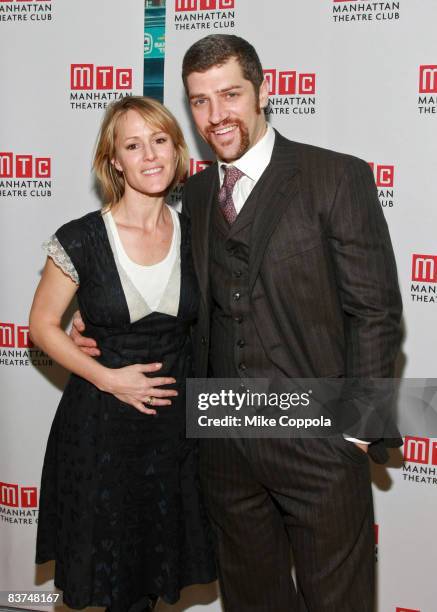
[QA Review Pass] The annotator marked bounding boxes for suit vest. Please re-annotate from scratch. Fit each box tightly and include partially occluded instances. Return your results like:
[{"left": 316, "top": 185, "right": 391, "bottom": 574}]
[{"left": 208, "top": 177, "right": 283, "bottom": 379}]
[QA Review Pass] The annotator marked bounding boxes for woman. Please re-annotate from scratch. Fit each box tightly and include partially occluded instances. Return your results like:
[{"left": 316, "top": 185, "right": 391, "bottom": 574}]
[{"left": 30, "top": 96, "right": 216, "bottom": 611}]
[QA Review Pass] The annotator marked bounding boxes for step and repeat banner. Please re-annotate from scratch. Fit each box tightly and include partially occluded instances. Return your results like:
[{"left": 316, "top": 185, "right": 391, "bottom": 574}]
[{"left": 1, "top": 0, "right": 436, "bottom": 611}]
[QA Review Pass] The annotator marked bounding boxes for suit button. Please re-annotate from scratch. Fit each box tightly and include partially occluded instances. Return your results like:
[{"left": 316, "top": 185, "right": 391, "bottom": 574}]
[
  {"left": 234, "top": 270, "right": 242, "bottom": 278},
  {"left": 201, "top": 336, "right": 207, "bottom": 345},
  {"left": 237, "top": 339, "right": 245, "bottom": 348},
  {"left": 234, "top": 315, "right": 243, "bottom": 323},
  {"left": 238, "top": 362, "right": 247, "bottom": 371},
  {"left": 233, "top": 292, "right": 241, "bottom": 301}
]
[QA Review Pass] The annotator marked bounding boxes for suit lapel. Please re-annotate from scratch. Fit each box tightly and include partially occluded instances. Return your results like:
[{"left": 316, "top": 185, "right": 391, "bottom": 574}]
[
  {"left": 190, "top": 163, "right": 218, "bottom": 303},
  {"left": 190, "top": 133, "right": 301, "bottom": 297},
  {"left": 248, "top": 133, "right": 300, "bottom": 293}
]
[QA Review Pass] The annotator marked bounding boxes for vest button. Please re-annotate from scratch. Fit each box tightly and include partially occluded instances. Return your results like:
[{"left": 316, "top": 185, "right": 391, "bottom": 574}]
[
  {"left": 201, "top": 336, "right": 207, "bottom": 345},
  {"left": 234, "top": 270, "right": 242, "bottom": 278},
  {"left": 237, "top": 339, "right": 245, "bottom": 348},
  {"left": 238, "top": 362, "right": 247, "bottom": 371},
  {"left": 233, "top": 292, "right": 241, "bottom": 301},
  {"left": 234, "top": 315, "right": 243, "bottom": 323}
]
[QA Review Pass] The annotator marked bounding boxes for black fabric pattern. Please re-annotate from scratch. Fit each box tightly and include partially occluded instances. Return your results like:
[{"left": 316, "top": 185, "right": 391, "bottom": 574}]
[{"left": 36, "top": 211, "right": 216, "bottom": 611}]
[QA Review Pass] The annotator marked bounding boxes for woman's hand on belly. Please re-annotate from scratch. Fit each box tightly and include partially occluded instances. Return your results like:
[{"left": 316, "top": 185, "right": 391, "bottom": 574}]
[{"left": 101, "top": 362, "right": 178, "bottom": 415}]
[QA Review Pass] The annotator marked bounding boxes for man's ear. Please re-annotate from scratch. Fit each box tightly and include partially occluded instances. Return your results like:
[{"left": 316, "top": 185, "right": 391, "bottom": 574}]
[{"left": 258, "top": 78, "right": 269, "bottom": 110}]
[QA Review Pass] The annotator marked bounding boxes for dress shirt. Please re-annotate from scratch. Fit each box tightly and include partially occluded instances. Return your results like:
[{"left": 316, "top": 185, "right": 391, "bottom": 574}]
[{"left": 218, "top": 124, "right": 275, "bottom": 215}]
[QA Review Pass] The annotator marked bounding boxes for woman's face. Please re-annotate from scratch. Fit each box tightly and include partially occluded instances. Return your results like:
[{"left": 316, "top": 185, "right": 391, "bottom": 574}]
[{"left": 112, "top": 109, "right": 177, "bottom": 198}]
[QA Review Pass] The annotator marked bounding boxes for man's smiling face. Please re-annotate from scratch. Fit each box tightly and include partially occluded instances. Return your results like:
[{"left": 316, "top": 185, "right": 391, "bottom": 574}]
[{"left": 186, "top": 56, "right": 269, "bottom": 162}]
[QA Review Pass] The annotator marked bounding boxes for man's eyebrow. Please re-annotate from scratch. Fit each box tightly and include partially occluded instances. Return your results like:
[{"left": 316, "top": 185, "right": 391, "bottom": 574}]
[
  {"left": 217, "top": 85, "right": 243, "bottom": 93},
  {"left": 189, "top": 85, "right": 243, "bottom": 100}
]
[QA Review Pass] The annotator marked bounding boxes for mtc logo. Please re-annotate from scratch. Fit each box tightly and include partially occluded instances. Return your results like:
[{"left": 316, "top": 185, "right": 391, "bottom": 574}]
[
  {"left": 0, "top": 482, "right": 38, "bottom": 508},
  {"left": 70, "top": 65, "right": 132, "bottom": 90},
  {"left": 0, "top": 323, "right": 33, "bottom": 348},
  {"left": 175, "top": 0, "right": 234, "bottom": 10},
  {"left": 263, "top": 70, "right": 316, "bottom": 95},
  {"left": 373, "top": 524, "right": 379, "bottom": 561},
  {"left": 412, "top": 255, "right": 437, "bottom": 283},
  {"left": 368, "top": 163, "right": 394, "bottom": 187},
  {"left": 189, "top": 159, "right": 213, "bottom": 176},
  {"left": 396, "top": 608, "right": 420, "bottom": 612},
  {"left": 419, "top": 65, "right": 437, "bottom": 93},
  {"left": 181, "top": 159, "right": 213, "bottom": 183},
  {"left": 403, "top": 436, "right": 437, "bottom": 465},
  {"left": 0, "top": 153, "right": 51, "bottom": 179}
]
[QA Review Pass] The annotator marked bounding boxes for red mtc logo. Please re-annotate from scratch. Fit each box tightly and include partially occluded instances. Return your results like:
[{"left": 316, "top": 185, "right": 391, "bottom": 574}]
[
  {"left": 368, "top": 163, "right": 394, "bottom": 187},
  {"left": 396, "top": 608, "right": 420, "bottom": 612},
  {"left": 0, "top": 323, "right": 33, "bottom": 348},
  {"left": 411, "top": 255, "right": 437, "bottom": 283},
  {"left": 0, "top": 153, "right": 51, "bottom": 179},
  {"left": 70, "top": 65, "right": 132, "bottom": 90},
  {"left": 175, "top": 0, "right": 234, "bottom": 10},
  {"left": 189, "top": 159, "right": 213, "bottom": 176},
  {"left": 180, "top": 159, "right": 213, "bottom": 183},
  {"left": 263, "top": 70, "right": 316, "bottom": 96},
  {"left": 0, "top": 482, "right": 38, "bottom": 508},
  {"left": 419, "top": 65, "right": 437, "bottom": 93},
  {"left": 403, "top": 436, "right": 437, "bottom": 466}
]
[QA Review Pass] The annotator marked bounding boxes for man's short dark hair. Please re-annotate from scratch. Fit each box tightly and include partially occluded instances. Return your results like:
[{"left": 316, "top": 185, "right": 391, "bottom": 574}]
[{"left": 182, "top": 34, "right": 264, "bottom": 95}]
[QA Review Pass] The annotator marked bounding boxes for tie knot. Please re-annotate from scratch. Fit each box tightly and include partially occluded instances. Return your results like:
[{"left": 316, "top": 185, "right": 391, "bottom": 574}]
[{"left": 221, "top": 164, "right": 244, "bottom": 191}]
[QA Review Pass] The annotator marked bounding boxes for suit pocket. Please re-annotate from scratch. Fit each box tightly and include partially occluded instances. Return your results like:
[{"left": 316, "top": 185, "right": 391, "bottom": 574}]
[
  {"left": 265, "top": 219, "right": 324, "bottom": 262},
  {"left": 264, "top": 198, "right": 324, "bottom": 262},
  {"left": 268, "top": 240, "right": 323, "bottom": 263}
]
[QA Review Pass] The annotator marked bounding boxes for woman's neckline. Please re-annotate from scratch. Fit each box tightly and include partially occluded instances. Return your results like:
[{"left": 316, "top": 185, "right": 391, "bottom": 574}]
[{"left": 106, "top": 204, "right": 177, "bottom": 269}]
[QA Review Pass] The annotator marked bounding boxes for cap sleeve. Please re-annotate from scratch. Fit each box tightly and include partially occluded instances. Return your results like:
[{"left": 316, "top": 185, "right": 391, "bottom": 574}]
[
  {"left": 42, "top": 214, "right": 95, "bottom": 286},
  {"left": 42, "top": 234, "right": 80, "bottom": 285}
]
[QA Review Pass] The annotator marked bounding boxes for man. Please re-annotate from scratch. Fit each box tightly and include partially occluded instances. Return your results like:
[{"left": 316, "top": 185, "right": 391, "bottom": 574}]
[
  {"left": 180, "top": 34, "right": 402, "bottom": 612},
  {"left": 74, "top": 35, "right": 402, "bottom": 611}
]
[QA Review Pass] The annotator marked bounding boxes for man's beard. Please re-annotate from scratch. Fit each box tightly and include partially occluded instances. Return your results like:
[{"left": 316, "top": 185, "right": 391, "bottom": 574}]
[{"left": 206, "top": 118, "right": 250, "bottom": 162}]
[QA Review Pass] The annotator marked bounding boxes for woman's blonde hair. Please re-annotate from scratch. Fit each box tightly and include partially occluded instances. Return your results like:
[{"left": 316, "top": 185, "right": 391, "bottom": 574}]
[{"left": 93, "top": 96, "right": 189, "bottom": 206}]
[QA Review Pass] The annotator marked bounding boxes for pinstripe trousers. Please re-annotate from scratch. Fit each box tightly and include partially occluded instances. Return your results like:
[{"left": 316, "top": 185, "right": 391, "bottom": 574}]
[{"left": 199, "top": 436, "right": 374, "bottom": 612}]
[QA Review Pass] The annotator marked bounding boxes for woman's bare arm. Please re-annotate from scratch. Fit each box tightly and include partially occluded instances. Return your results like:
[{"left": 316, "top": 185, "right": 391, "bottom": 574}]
[{"left": 29, "top": 259, "right": 177, "bottom": 414}]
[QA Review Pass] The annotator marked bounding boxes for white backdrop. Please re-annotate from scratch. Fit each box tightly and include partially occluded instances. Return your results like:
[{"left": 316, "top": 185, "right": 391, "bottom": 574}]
[{"left": 1, "top": 1, "right": 436, "bottom": 611}]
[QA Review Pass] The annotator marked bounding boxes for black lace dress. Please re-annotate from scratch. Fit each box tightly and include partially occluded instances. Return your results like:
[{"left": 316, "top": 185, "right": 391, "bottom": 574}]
[{"left": 35, "top": 210, "right": 216, "bottom": 611}]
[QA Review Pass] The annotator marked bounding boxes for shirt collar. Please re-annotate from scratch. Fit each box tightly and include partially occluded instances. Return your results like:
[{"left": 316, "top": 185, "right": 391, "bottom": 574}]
[{"left": 218, "top": 124, "right": 275, "bottom": 184}]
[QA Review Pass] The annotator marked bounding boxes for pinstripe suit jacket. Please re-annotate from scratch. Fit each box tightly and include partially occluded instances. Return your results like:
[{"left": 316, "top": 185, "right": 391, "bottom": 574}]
[{"left": 183, "top": 130, "right": 403, "bottom": 461}]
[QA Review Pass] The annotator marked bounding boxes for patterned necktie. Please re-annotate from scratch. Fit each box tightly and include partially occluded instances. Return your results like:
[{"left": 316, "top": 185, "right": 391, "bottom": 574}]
[{"left": 218, "top": 164, "right": 244, "bottom": 225}]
